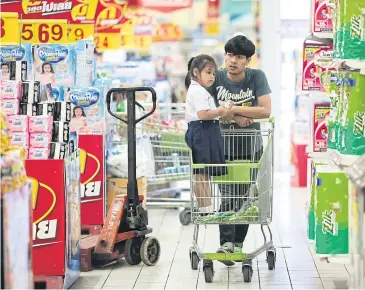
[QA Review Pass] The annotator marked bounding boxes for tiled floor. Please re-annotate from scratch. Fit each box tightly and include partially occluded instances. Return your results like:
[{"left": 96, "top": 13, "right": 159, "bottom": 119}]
[{"left": 72, "top": 173, "right": 349, "bottom": 289}]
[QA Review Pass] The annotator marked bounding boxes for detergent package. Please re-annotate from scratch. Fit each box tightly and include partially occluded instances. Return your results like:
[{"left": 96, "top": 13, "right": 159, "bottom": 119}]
[
  {"left": 311, "top": 0, "right": 334, "bottom": 35},
  {"left": 337, "top": 71, "right": 365, "bottom": 155},
  {"left": 334, "top": 0, "right": 365, "bottom": 60},
  {"left": 311, "top": 102, "right": 330, "bottom": 152},
  {"left": 33, "top": 44, "right": 75, "bottom": 103},
  {"left": 315, "top": 165, "right": 349, "bottom": 256},
  {"left": 302, "top": 36, "right": 335, "bottom": 92},
  {"left": 68, "top": 86, "right": 105, "bottom": 135},
  {"left": 0, "top": 44, "right": 32, "bottom": 81}
]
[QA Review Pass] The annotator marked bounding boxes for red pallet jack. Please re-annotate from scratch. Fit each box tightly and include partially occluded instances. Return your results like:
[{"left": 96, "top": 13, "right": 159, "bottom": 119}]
[{"left": 81, "top": 87, "right": 161, "bottom": 269}]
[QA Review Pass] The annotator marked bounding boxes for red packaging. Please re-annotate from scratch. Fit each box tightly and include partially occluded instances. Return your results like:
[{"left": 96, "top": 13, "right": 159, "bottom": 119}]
[
  {"left": 312, "top": 102, "right": 330, "bottom": 152},
  {"left": 312, "top": 0, "right": 334, "bottom": 34},
  {"left": 302, "top": 36, "right": 335, "bottom": 92}
]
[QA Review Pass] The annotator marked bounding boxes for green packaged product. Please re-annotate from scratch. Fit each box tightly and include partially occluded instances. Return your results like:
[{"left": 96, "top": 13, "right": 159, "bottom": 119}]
[
  {"left": 337, "top": 71, "right": 365, "bottom": 155},
  {"left": 314, "top": 165, "right": 349, "bottom": 256},
  {"left": 327, "top": 71, "right": 341, "bottom": 149},
  {"left": 334, "top": 0, "right": 365, "bottom": 60}
]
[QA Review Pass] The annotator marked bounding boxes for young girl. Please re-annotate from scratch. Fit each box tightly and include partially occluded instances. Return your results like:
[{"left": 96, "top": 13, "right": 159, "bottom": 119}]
[
  {"left": 185, "top": 54, "right": 231, "bottom": 213},
  {"left": 40, "top": 62, "right": 56, "bottom": 102},
  {"left": 70, "top": 106, "right": 88, "bottom": 134}
]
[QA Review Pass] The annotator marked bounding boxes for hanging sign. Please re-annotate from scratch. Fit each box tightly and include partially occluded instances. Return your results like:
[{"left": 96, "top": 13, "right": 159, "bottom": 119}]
[
  {"left": 21, "top": 19, "right": 68, "bottom": 44},
  {"left": 0, "top": 12, "right": 20, "bottom": 45},
  {"left": 134, "top": 0, "right": 192, "bottom": 13},
  {"left": 153, "top": 23, "right": 183, "bottom": 42},
  {"left": 67, "top": 24, "right": 94, "bottom": 42}
]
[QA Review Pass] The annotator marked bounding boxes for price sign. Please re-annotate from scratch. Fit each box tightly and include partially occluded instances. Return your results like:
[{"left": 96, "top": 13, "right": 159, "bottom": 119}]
[
  {"left": 94, "top": 33, "right": 121, "bottom": 51},
  {"left": 68, "top": 24, "right": 94, "bottom": 42},
  {"left": 21, "top": 20, "right": 68, "bottom": 44},
  {"left": 0, "top": 13, "right": 20, "bottom": 45},
  {"left": 135, "top": 35, "right": 152, "bottom": 50}
]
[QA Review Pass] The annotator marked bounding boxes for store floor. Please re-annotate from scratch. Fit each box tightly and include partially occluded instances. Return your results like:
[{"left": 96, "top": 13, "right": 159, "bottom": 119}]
[{"left": 72, "top": 173, "right": 349, "bottom": 290}]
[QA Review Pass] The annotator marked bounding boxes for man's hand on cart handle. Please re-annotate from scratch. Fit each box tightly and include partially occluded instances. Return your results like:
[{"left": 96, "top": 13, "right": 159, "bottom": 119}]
[{"left": 233, "top": 115, "right": 253, "bottom": 127}]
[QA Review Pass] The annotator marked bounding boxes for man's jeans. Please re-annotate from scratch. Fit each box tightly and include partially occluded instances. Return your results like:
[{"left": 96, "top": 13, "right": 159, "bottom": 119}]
[{"left": 218, "top": 149, "right": 263, "bottom": 246}]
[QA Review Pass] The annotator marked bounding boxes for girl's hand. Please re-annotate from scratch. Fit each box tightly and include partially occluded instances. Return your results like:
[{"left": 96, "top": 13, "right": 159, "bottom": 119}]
[
  {"left": 220, "top": 107, "right": 234, "bottom": 123},
  {"left": 218, "top": 106, "right": 228, "bottom": 117}
]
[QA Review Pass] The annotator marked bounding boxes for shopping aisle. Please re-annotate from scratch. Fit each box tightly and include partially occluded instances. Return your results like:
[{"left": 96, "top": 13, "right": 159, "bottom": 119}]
[{"left": 72, "top": 173, "right": 349, "bottom": 290}]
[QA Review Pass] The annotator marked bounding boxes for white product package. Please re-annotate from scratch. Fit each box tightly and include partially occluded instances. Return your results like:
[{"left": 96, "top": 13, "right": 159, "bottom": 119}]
[{"left": 107, "top": 135, "right": 155, "bottom": 179}]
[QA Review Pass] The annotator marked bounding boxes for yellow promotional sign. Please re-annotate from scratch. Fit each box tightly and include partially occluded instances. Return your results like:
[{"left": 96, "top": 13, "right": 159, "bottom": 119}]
[
  {"left": 28, "top": 177, "right": 57, "bottom": 225},
  {"left": 94, "top": 33, "right": 121, "bottom": 51},
  {"left": 0, "top": 13, "right": 20, "bottom": 45},
  {"left": 21, "top": 19, "right": 68, "bottom": 44},
  {"left": 204, "top": 20, "right": 220, "bottom": 36},
  {"left": 68, "top": 24, "right": 94, "bottom": 43}
]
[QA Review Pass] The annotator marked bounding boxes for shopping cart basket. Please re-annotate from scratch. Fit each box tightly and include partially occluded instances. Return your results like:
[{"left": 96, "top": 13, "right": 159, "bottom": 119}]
[{"left": 188, "top": 118, "right": 275, "bottom": 283}]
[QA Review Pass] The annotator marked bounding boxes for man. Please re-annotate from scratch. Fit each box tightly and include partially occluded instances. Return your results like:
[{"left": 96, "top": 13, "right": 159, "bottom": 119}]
[{"left": 207, "top": 35, "right": 271, "bottom": 266}]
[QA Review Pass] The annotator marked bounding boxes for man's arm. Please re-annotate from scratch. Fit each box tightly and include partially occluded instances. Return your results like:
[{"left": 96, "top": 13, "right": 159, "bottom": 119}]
[
  {"left": 232, "top": 94, "right": 271, "bottom": 118},
  {"left": 232, "top": 69, "right": 271, "bottom": 119}
]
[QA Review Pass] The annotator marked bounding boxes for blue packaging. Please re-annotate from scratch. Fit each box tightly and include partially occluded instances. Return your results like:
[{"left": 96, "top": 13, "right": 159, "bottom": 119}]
[
  {"left": 33, "top": 44, "right": 75, "bottom": 102},
  {"left": 0, "top": 43, "right": 32, "bottom": 81},
  {"left": 74, "top": 40, "right": 95, "bottom": 88},
  {"left": 69, "top": 86, "right": 105, "bottom": 134}
]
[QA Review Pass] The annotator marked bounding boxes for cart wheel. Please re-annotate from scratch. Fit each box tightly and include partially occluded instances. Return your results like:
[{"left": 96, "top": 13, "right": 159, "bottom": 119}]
[
  {"left": 267, "top": 251, "right": 276, "bottom": 270},
  {"left": 124, "top": 238, "right": 142, "bottom": 265},
  {"left": 140, "top": 236, "right": 161, "bottom": 266},
  {"left": 242, "top": 266, "right": 253, "bottom": 283},
  {"left": 190, "top": 251, "right": 199, "bottom": 270},
  {"left": 204, "top": 266, "right": 214, "bottom": 283},
  {"left": 179, "top": 209, "right": 191, "bottom": 225}
]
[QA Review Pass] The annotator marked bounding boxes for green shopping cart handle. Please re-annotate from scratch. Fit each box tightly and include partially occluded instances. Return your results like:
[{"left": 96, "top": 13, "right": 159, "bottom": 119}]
[{"left": 229, "top": 117, "right": 275, "bottom": 124}]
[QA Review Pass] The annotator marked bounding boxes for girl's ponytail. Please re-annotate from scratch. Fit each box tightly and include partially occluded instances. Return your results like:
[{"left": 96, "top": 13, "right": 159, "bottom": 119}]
[{"left": 187, "top": 57, "right": 195, "bottom": 71}]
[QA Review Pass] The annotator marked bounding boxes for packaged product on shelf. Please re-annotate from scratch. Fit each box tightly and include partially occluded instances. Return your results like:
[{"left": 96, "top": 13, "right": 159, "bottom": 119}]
[
  {"left": 75, "top": 40, "right": 95, "bottom": 88},
  {"left": 337, "top": 70, "right": 365, "bottom": 155},
  {"left": 0, "top": 44, "right": 32, "bottom": 81},
  {"left": 0, "top": 110, "right": 10, "bottom": 153},
  {"left": 314, "top": 165, "right": 349, "bottom": 256},
  {"left": 1, "top": 98, "right": 19, "bottom": 115},
  {"left": 30, "top": 133, "right": 52, "bottom": 148},
  {"left": 10, "top": 132, "right": 29, "bottom": 147},
  {"left": 49, "top": 142, "right": 67, "bottom": 159},
  {"left": 33, "top": 44, "right": 75, "bottom": 103},
  {"left": 311, "top": 102, "right": 330, "bottom": 152},
  {"left": 53, "top": 101, "right": 71, "bottom": 122},
  {"left": 302, "top": 36, "right": 335, "bottom": 92},
  {"left": 334, "top": 0, "right": 365, "bottom": 60},
  {"left": 28, "top": 147, "right": 49, "bottom": 159},
  {"left": 19, "top": 103, "right": 37, "bottom": 116},
  {"left": 21, "top": 81, "right": 40, "bottom": 103},
  {"left": 52, "top": 121, "right": 69, "bottom": 143},
  {"left": 29, "top": 115, "right": 53, "bottom": 133},
  {"left": 327, "top": 71, "right": 342, "bottom": 149},
  {"left": 36, "top": 103, "right": 54, "bottom": 116},
  {"left": 311, "top": 0, "right": 334, "bottom": 35},
  {"left": 0, "top": 80, "right": 22, "bottom": 99},
  {"left": 69, "top": 86, "right": 105, "bottom": 134},
  {"left": 7, "top": 115, "right": 28, "bottom": 132},
  {"left": 68, "top": 132, "right": 78, "bottom": 154}
]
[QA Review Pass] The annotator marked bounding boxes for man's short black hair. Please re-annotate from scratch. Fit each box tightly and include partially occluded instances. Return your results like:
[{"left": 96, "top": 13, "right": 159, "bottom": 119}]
[{"left": 224, "top": 35, "right": 256, "bottom": 58}]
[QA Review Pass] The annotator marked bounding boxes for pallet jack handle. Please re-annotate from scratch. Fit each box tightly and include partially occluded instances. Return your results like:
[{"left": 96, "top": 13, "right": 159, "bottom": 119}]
[{"left": 106, "top": 87, "right": 157, "bottom": 216}]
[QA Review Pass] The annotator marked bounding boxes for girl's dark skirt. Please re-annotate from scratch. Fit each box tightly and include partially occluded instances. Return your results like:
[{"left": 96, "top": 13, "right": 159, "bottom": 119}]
[{"left": 185, "top": 120, "right": 227, "bottom": 176}]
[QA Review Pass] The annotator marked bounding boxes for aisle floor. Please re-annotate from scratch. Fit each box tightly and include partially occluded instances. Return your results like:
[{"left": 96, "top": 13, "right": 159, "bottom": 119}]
[{"left": 72, "top": 173, "right": 349, "bottom": 289}]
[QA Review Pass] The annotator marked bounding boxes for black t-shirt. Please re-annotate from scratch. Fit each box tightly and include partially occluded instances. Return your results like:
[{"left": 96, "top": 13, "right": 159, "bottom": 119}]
[{"left": 208, "top": 68, "right": 271, "bottom": 158}]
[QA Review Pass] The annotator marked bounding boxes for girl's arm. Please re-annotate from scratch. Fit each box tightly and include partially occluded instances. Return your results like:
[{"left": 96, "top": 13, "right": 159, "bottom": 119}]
[{"left": 197, "top": 106, "right": 227, "bottom": 120}]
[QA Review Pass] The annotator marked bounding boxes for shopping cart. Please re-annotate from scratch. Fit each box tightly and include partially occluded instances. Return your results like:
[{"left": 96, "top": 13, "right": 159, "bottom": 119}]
[{"left": 188, "top": 118, "right": 275, "bottom": 283}]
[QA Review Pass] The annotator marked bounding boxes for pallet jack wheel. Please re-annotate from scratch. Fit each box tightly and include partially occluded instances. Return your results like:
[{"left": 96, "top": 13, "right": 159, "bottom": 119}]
[
  {"left": 124, "top": 238, "right": 142, "bottom": 265},
  {"left": 140, "top": 236, "right": 161, "bottom": 266}
]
